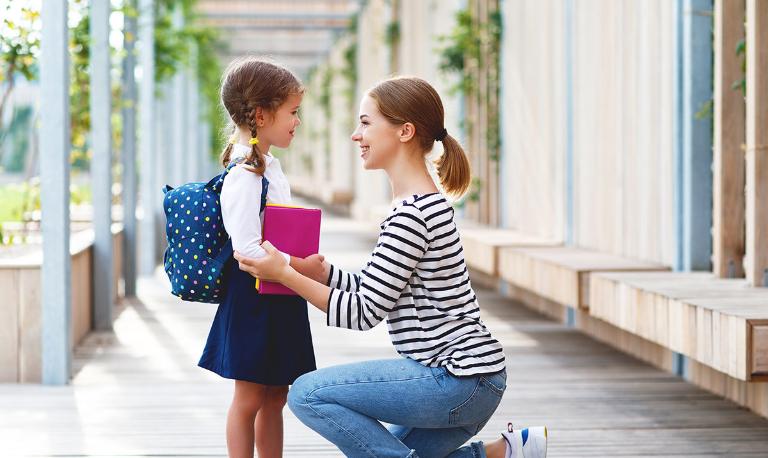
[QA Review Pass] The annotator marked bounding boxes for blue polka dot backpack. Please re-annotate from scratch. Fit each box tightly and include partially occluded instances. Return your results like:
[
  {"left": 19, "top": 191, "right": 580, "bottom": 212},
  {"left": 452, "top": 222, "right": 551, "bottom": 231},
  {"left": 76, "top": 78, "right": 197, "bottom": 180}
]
[{"left": 162, "top": 160, "right": 268, "bottom": 303}]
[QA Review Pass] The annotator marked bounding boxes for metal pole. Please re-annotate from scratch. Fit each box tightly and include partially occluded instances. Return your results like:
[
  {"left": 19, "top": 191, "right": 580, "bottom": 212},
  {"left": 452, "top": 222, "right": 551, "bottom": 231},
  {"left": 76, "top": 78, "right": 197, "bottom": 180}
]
[
  {"left": 138, "top": 0, "right": 156, "bottom": 275},
  {"left": 122, "top": 0, "right": 138, "bottom": 296},
  {"left": 40, "top": 0, "right": 72, "bottom": 385},
  {"left": 90, "top": 0, "right": 114, "bottom": 330}
]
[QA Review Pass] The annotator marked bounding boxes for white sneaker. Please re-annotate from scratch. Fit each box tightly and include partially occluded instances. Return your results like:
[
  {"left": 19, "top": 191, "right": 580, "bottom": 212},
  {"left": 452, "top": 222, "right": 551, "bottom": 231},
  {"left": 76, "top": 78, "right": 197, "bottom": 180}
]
[{"left": 501, "top": 423, "right": 547, "bottom": 458}]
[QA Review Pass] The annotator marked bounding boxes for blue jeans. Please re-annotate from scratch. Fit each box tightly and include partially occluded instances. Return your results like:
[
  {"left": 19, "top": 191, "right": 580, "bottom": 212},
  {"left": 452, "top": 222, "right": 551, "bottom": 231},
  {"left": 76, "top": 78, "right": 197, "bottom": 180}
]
[{"left": 287, "top": 358, "right": 506, "bottom": 457}]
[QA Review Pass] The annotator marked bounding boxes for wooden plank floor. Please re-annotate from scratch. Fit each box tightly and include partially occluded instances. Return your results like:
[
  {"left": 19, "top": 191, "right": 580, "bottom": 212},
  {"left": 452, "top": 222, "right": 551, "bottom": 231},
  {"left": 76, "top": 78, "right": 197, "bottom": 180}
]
[{"left": 2, "top": 209, "right": 768, "bottom": 457}]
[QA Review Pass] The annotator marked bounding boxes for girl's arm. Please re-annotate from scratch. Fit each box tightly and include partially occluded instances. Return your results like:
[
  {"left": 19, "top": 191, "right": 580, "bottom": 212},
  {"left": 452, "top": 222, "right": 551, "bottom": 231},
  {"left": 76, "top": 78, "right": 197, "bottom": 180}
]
[{"left": 221, "top": 166, "right": 290, "bottom": 262}]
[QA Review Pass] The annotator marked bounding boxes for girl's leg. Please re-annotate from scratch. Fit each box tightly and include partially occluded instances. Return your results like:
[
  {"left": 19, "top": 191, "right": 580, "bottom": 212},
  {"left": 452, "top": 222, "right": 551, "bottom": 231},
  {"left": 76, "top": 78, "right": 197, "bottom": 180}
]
[
  {"left": 287, "top": 359, "right": 504, "bottom": 458},
  {"left": 227, "top": 380, "right": 266, "bottom": 458},
  {"left": 254, "top": 385, "right": 289, "bottom": 458}
]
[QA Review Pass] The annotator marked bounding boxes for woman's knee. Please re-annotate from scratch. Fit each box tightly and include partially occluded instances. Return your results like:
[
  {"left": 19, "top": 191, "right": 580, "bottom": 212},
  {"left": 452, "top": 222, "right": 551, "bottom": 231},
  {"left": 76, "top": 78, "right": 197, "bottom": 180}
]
[{"left": 287, "top": 372, "right": 316, "bottom": 412}]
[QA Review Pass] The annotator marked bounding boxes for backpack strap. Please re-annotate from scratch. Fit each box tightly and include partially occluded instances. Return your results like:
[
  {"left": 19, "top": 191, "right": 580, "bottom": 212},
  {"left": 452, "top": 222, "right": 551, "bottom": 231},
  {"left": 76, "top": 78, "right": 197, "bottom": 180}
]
[
  {"left": 259, "top": 176, "right": 270, "bottom": 214},
  {"left": 209, "top": 157, "right": 253, "bottom": 193}
]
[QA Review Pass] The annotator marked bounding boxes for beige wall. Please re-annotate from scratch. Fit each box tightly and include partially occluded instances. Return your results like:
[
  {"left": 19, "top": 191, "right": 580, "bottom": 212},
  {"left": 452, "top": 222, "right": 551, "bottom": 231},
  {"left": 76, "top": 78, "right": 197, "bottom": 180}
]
[
  {"left": 500, "top": 0, "right": 677, "bottom": 265},
  {"left": 500, "top": 0, "right": 567, "bottom": 242},
  {"left": 572, "top": 0, "right": 676, "bottom": 265}
]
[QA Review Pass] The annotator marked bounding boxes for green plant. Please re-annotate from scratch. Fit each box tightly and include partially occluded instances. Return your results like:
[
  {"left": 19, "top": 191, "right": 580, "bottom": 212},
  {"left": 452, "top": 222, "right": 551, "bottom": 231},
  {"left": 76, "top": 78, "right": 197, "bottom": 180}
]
[
  {"left": 732, "top": 38, "right": 746, "bottom": 95},
  {"left": 438, "top": 9, "right": 478, "bottom": 95},
  {"left": 0, "top": 105, "right": 33, "bottom": 172},
  {"left": 438, "top": 2, "right": 502, "bottom": 222},
  {"left": 0, "top": 3, "right": 39, "bottom": 159},
  {"left": 342, "top": 40, "right": 357, "bottom": 110},
  {"left": 385, "top": 20, "right": 400, "bottom": 49}
]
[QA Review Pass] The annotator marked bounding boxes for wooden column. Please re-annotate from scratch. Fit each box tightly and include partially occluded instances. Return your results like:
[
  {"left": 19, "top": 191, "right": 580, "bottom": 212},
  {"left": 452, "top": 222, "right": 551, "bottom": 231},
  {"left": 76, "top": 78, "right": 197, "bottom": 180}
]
[
  {"left": 712, "top": 0, "right": 746, "bottom": 279},
  {"left": 40, "top": 0, "right": 72, "bottom": 385},
  {"left": 745, "top": 0, "right": 768, "bottom": 286}
]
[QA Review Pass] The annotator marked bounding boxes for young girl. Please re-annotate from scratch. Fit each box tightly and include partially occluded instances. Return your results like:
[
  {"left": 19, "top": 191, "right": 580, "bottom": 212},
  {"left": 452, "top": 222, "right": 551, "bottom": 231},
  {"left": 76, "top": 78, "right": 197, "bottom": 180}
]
[
  {"left": 234, "top": 76, "right": 547, "bottom": 458},
  {"left": 198, "top": 57, "right": 325, "bottom": 458}
]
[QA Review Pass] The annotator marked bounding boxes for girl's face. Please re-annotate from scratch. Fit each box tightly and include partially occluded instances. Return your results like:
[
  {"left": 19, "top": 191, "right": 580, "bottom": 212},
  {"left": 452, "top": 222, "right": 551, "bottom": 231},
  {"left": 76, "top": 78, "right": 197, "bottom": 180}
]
[
  {"left": 351, "top": 95, "right": 402, "bottom": 170},
  {"left": 259, "top": 93, "right": 303, "bottom": 149}
]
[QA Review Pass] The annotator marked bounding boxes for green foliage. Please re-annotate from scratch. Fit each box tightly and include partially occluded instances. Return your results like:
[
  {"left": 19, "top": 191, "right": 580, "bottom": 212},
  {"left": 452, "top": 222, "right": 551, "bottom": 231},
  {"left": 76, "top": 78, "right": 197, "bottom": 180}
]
[
  {"left": 695, "top": 99, "right": 713, "bottom": 121},
  {"left": 0, "top": 3, "right": 40, "bottom": 149},
  {"left": 154, "top": 0, "right": 190, "bottom": 85},
  {"left": 152, "top": 0, "right": 226, "bottom": 157},
  {"left": 438, "top": 9, "right": 478, "bottom": 94},
  {"left": 732, "top": 38, "right": 746, "bottom": 95},
  {"left": 319, "top": 68, "right": 332, "bottom": 118},
  {"left": 0, "top": 4, "right": 39, "bottom": 85},
  {"left": 385, "top": 20, "right": 400, "bottom": 49},
  {"left": 69, "top": 4, "right": 92, "bottom": 169},
  {"left": 439, "top": 5, "right": 502, "bottom": 160},
  {"left": 188, "top": 25, "right": 226, "bottom": 158},
  {"left": 342, "top": 39, "right": 357, "bottom": 112},
  {"left": 0, "top": 105, "right": 33, "bottom": 172}
]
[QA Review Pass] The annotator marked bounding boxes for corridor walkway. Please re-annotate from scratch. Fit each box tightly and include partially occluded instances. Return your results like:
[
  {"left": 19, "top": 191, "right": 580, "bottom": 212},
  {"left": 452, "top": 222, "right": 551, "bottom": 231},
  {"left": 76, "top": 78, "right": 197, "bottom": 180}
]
[{"left": 1, "top": 205, "right": 768, "bottom": 457}]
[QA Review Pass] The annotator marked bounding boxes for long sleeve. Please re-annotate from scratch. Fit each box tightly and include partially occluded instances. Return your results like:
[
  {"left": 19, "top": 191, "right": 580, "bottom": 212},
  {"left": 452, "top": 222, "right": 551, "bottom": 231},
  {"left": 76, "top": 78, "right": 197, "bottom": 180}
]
[
  {"left": 326, "top": 264, "right": 362, "bottom": 292},
  {"left": 220, "top": 165, "right": 289, "bottom": 262},
  {"left": 326, "top": 204, "right": 429, "bottom": 331}
]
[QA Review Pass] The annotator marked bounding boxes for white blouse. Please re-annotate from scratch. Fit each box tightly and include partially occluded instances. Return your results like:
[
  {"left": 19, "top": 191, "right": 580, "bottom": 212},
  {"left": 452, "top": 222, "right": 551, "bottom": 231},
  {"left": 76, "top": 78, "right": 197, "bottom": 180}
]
[{"left": 220, "top": 143, "right": 291, "bottom": 262}]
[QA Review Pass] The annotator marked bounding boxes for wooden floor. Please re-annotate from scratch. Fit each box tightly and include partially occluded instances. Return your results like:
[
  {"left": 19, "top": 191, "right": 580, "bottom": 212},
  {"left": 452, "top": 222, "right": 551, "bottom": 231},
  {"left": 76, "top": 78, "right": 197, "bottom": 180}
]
[{"left": 2, "top": 209, "right": 768, "bottom": 457}]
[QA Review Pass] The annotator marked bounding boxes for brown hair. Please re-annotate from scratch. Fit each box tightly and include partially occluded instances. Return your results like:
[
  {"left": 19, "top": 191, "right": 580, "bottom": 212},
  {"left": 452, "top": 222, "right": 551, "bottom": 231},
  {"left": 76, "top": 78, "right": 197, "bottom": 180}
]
[
  {"left": 219, "top": 57, "right": 304, "bottom": 175},
  {"left": 367, "top": 76, "right": 471, "bottom": 198}
]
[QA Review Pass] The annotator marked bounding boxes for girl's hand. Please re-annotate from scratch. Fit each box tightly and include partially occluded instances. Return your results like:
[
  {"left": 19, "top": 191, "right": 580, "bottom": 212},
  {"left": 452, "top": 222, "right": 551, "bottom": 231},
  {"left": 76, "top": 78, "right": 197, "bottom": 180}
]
[
  {"left": 297, "top": 254, "right": 330, "bottom": 284},
  {"left": 234, "top": 241, "right": 291, "bottom": 282}
]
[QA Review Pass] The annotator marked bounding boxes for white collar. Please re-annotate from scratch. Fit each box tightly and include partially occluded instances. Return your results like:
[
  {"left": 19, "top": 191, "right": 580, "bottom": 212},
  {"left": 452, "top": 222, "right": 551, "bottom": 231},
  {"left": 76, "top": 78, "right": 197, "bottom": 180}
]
[{"left": 231, "top": 143, "right": 274, "bottom": 165}]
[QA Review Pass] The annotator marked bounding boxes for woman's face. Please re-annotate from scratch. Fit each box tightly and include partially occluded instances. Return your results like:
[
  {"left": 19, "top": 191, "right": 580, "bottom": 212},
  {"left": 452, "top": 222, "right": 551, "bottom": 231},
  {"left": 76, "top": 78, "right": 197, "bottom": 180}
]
[
  {"left": 351, "top": 95, "right": 402, "bottom": 170},
  {"left": 259, "top": 93, "right": 303, "bottom": 149}
]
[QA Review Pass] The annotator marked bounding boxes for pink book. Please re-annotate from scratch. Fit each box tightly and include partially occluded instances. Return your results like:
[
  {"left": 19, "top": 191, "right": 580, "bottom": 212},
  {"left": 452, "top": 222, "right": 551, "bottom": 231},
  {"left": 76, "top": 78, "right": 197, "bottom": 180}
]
[{"left": 256, "top": 204, "right": 322, "bottom": 295}]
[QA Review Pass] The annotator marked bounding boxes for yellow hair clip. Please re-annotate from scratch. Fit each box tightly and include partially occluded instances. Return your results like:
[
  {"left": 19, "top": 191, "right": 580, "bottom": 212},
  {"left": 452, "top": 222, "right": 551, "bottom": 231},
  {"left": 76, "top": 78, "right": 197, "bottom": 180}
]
[
  {"left": 229, "top": 135, "right": 238, "bottom": 145},
  {"left": 248, "top": 137, "right": 259, "bottom": 145}
]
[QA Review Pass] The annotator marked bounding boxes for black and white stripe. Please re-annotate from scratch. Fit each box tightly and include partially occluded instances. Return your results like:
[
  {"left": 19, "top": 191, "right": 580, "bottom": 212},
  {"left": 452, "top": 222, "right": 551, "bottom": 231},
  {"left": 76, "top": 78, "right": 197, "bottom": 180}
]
[{"left": 326, "top": 193, "right": 505, "bottom": 377}]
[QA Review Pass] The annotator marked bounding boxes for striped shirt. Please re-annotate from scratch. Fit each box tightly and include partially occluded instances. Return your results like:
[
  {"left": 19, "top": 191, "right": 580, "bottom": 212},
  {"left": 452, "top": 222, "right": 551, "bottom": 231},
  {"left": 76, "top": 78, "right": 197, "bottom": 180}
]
[{"left": 326, "top": 193, "right": 506, "bottom": 377}]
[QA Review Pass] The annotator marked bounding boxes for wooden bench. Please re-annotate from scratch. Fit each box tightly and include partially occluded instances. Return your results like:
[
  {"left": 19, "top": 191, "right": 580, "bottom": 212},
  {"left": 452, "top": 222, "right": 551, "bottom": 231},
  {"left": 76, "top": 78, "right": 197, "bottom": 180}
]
[
  {"left": 0, "top": 225, "right": 124, "bottom": 383},
  {"left": 497, "top": 246, "right": 669, "bottom": 310},
  {"left": 590, "top": 271, "right": 768, "bottom": 381},
  {"left": 458, "top": 225, "right": 559, "bottom": 277}
]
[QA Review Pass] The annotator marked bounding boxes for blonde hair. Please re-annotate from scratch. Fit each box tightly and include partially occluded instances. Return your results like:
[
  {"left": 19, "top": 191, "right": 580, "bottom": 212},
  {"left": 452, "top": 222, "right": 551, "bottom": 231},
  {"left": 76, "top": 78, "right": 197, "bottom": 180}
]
[
  {"left": 367, "top": 76, "right": 471, "bottom": 198},
  {"left": 219, "top": 57, "right": 304, "bottom": 174}
]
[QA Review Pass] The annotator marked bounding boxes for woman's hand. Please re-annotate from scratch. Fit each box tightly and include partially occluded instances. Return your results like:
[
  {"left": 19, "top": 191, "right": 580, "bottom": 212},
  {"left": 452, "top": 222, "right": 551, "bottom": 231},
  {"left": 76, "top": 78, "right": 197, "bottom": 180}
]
[{"left": 234, "top": 241, "right": 292, "bottom": 282}]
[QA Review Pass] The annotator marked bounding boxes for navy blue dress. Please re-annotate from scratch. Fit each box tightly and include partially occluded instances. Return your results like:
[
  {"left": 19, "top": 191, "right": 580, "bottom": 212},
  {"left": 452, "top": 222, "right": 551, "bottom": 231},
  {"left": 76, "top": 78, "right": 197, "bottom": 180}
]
[{"left": 198, "top": 256, "right": 317, "bottom": 385}]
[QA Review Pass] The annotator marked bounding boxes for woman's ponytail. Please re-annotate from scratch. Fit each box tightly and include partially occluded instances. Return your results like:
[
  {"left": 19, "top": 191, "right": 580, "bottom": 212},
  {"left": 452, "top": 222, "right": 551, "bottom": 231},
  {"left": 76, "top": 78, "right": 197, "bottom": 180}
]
[{"left": 435, "top": 134, "right": 471, "bottom": 199}]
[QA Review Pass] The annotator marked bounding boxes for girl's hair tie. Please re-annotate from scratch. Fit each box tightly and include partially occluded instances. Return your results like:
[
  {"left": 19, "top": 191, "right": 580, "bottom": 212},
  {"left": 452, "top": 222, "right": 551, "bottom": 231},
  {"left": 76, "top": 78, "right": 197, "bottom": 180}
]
[
  {"left": 248, "top": 137, "right": 260, "bottom": 145},
  {"left": 435, "top": 128, "right": 448, "bottom": 142},
  {"left": 229, "top": 135, "right": 238, "bottom": 145}
]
